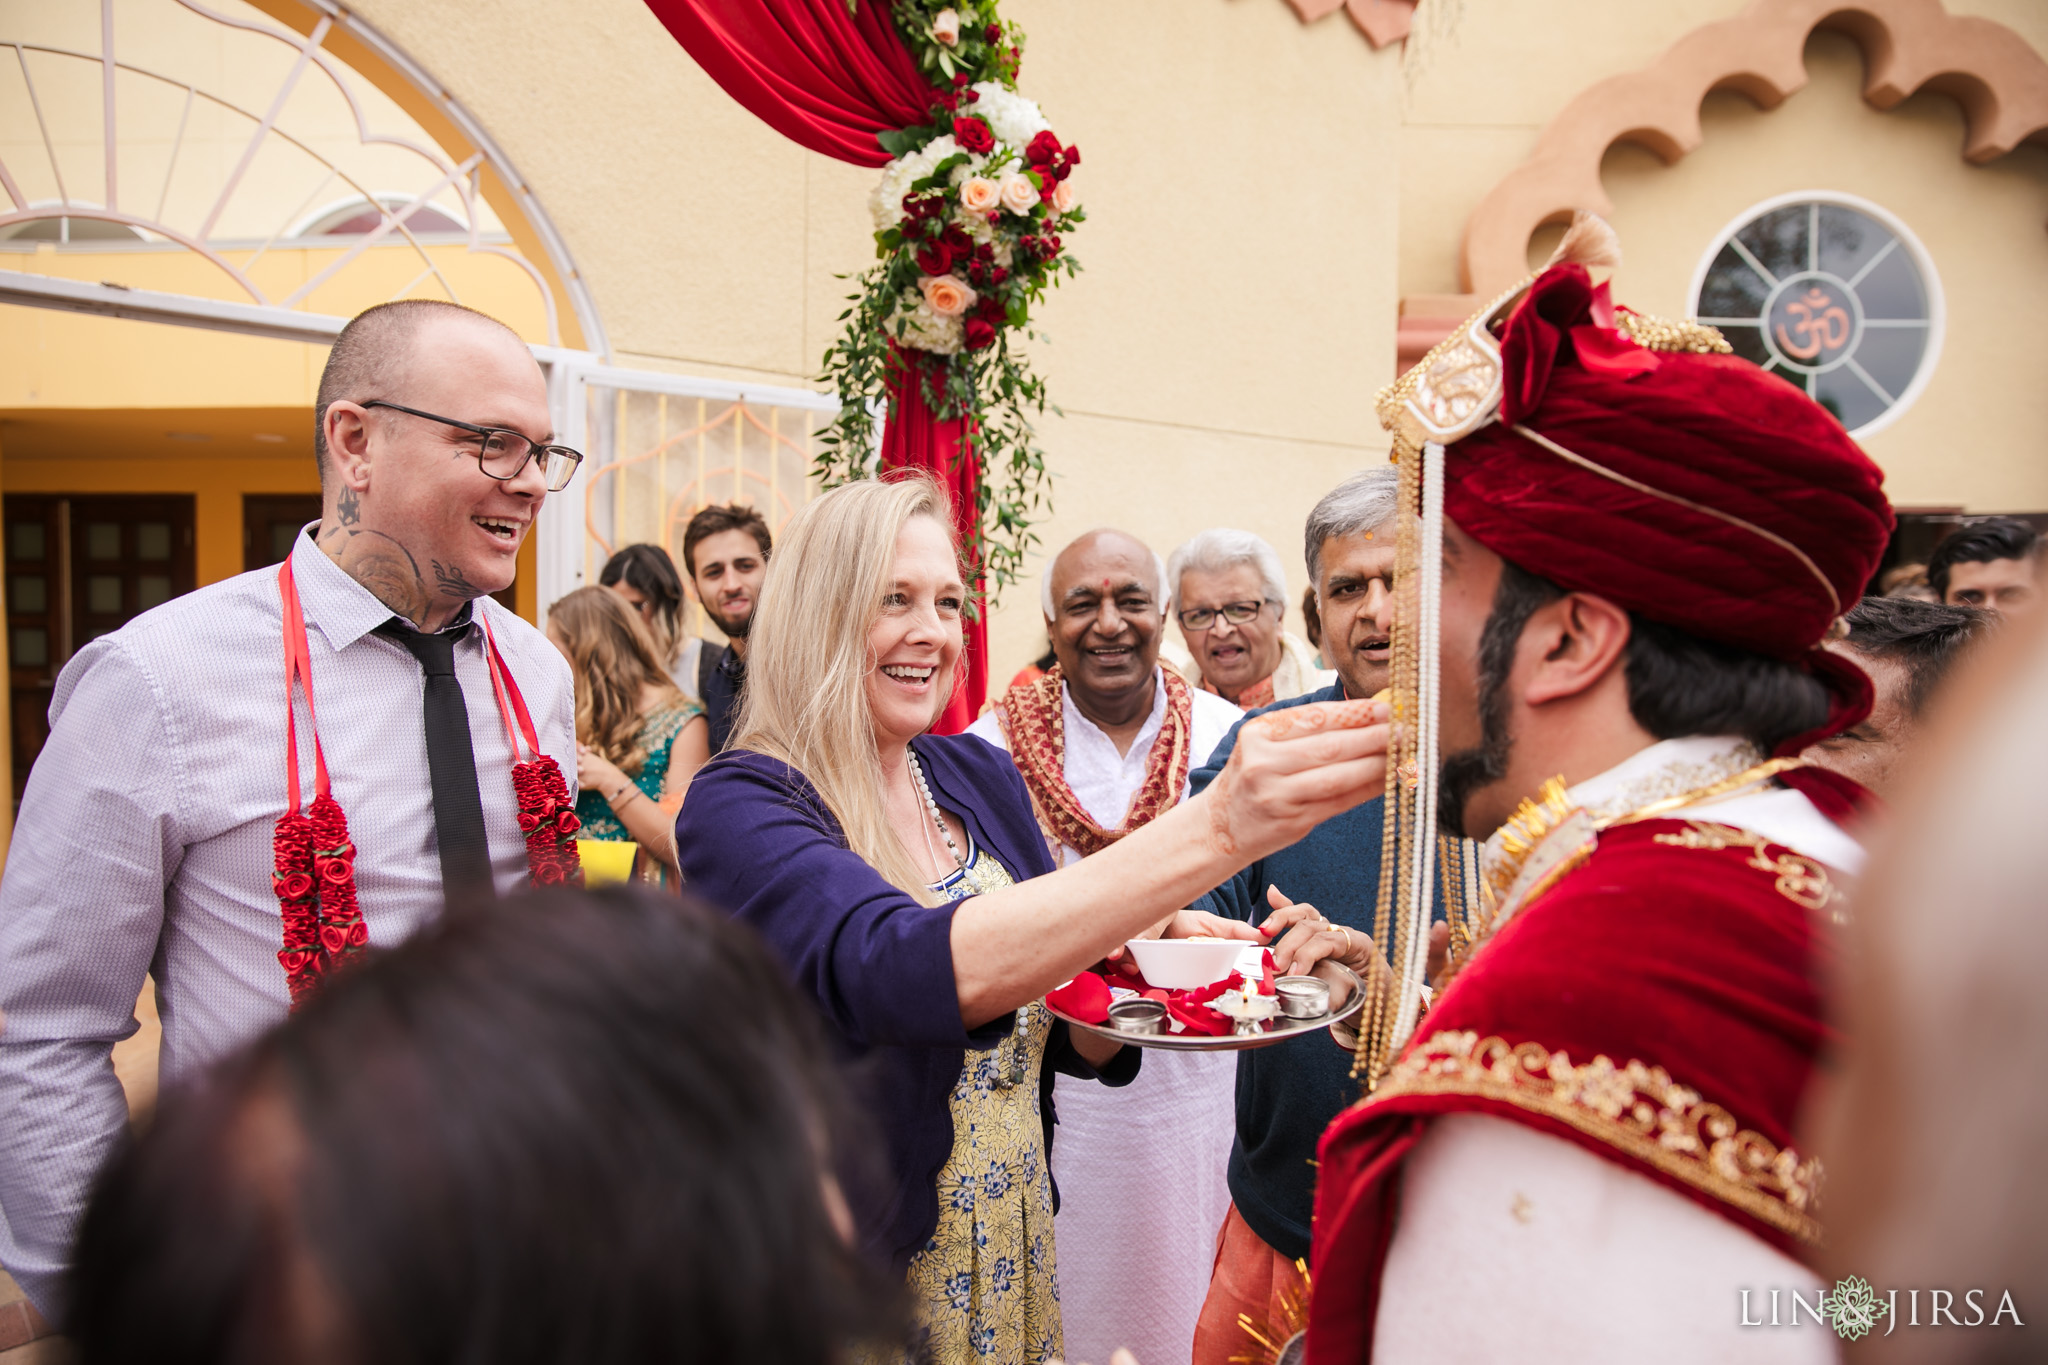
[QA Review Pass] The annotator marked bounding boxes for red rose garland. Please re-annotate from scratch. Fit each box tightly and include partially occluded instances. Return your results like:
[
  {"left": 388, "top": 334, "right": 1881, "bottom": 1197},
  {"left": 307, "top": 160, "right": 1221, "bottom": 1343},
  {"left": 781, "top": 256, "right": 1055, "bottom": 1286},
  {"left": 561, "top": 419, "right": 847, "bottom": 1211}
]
[
  {"left": 272, "top": 559, "right": 580, "bottom": 1009},
  {"left": 485, "top": 622, "right": 584, "bottom": 888}
]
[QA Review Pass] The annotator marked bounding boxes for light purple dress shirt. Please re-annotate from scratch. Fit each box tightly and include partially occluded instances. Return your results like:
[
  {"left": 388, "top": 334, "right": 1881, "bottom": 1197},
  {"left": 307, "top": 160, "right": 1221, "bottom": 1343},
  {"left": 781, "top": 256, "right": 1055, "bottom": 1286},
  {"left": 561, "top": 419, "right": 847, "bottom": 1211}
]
[{"left": 0, "top": 531, "right": 574, "bottom": 1316}]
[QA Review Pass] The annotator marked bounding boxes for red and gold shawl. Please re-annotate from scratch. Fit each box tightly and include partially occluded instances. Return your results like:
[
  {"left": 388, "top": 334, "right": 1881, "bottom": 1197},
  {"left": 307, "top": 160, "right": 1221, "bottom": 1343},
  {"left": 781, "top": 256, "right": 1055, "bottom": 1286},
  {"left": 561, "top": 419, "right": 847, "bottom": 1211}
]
[{"left": 990, "top": 664, "right": 1195, "bottom": 857}]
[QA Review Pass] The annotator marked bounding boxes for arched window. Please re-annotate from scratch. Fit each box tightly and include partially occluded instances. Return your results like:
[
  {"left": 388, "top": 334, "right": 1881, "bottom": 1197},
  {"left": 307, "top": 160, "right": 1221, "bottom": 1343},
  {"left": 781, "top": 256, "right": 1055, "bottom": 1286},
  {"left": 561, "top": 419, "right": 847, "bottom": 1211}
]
[
  {"left": 1690, "top": 192, "right": 1942, "bottom": 438},
  {"left": 292, "top": 195, "right": 468, "bottom": 239}
]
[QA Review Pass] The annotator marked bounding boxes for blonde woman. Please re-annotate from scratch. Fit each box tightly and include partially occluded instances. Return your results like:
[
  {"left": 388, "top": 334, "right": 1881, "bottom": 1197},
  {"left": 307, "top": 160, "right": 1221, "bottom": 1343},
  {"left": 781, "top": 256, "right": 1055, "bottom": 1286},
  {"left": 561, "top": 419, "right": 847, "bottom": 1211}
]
[
  {"left": 546, "top": 586, "right": 708, "bottom": 877},
  {"left": 675, "top": 474, "right": 1390, "bottom": 1365}
]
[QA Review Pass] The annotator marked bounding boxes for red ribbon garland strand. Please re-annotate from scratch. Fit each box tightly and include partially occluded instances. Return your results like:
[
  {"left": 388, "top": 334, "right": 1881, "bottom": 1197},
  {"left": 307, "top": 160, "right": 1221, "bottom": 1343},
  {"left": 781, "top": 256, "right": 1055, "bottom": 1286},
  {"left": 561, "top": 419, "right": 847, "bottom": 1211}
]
[
  {"left": 480, "top": 614, "right": 585, "bottom": 888},
  {"left": 272, "top": 558, "right": 371, "bottom": 1005},
  {"left": 271, "top": 564, "right": 581, "bottom": 1010}
]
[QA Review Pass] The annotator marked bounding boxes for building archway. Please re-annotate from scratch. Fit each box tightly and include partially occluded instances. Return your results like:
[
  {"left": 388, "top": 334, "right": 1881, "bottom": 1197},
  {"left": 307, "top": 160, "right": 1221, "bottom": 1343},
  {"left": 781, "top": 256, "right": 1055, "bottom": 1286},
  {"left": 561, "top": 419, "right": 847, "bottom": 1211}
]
[{"left": 1398, "top": 0, "right": 2048, "bottom": 368}]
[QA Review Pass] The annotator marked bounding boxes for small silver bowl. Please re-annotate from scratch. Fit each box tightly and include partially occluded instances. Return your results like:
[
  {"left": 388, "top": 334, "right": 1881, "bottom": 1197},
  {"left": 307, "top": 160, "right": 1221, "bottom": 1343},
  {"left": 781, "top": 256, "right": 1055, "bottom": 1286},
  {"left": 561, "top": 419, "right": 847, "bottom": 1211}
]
[
  {"left": 1107, "top": 998, "right": 1167, "bottom": 1035},
  {"left": 1275, "top": 976, "right": 1331, "bottom": 1019}
]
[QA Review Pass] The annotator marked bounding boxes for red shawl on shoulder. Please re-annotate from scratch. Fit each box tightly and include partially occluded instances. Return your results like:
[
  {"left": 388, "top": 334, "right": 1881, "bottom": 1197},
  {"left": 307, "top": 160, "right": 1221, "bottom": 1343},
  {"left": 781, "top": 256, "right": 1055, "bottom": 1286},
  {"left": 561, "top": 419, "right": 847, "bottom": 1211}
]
[{"left": 1305, "top": 813, "right": 1847, "bottom": 1363}]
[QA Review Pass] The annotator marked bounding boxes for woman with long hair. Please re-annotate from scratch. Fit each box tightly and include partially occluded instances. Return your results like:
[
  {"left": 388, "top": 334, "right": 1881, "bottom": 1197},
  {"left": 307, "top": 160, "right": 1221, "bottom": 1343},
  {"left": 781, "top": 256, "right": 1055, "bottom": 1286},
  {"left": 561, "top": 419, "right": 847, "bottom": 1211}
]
[
  {"left": 676, "top": 473, "right": 1389, "bottom": 1364},
  {"left": 546, "top": 586, "right": 708, "bottom": 877},
  {"left": 598, "top": 542, "right": 688, "bottom": 677}
]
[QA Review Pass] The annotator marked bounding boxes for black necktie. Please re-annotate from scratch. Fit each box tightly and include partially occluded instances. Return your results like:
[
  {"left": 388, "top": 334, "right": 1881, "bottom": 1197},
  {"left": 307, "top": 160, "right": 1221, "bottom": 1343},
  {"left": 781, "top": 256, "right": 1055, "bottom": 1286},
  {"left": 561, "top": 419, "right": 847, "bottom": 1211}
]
[{"left": 377, "top": 619, "right": 495, "bottom": 902}]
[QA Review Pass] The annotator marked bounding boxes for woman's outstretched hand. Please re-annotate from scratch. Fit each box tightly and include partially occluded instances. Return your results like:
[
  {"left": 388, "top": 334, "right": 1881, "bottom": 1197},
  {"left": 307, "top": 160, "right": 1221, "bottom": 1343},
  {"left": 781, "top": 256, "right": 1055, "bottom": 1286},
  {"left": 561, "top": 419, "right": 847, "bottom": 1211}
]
[{"left": 1196, "top": 698, "right": 1391, "bottom": 865}]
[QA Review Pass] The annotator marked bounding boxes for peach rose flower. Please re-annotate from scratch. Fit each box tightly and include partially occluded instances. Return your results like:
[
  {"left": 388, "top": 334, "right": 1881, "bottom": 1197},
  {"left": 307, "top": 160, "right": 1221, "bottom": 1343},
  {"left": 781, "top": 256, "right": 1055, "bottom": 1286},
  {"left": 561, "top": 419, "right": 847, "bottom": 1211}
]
[
  {"left": 1052, "top": 179, "right": 1078, "bottom": 215},
  {"left": 960, "top": 177, "right": 1001, "bottom": 214},
  {"left": 920, "top": 274, "right": 976, "bottom": 317},
  {"left": 931, "top": 9, "right": 960, "bottom": 46},
  {"left": 998, "top": 173, "right": 1039, "bottom": 215}
]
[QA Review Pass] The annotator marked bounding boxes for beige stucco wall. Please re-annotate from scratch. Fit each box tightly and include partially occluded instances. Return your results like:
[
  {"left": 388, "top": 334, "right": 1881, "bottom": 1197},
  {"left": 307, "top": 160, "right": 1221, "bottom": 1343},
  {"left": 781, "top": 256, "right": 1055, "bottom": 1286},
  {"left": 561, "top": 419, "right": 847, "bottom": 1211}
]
[
  {"left": 1395, "top": 0, "right": 2048, "bottom": 523},
  {"left": 1597, "top": 29, "right": 2048, "bottom": 514},
  {"left": 341, "top": 0, "right": 1406, "bottom": 682}
]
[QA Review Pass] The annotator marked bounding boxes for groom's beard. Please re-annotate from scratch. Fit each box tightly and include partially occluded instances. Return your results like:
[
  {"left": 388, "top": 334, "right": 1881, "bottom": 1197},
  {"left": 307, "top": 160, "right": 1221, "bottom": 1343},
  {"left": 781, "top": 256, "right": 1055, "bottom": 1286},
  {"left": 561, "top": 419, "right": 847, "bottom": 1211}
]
[{"left": 1436, "top": 562, "right": 1561, "bottom": 838}]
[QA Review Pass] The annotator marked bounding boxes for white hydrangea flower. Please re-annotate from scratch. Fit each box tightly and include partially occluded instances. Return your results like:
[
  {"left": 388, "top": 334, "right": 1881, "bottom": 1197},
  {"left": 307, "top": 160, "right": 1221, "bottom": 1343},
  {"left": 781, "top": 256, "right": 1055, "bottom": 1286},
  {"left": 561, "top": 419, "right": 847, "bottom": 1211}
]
[
  {"left": 969, "top": 83, "right": 1050, "bottom": 149},
  {"left": 952, "top": 207, "right": 996, "bottom": 245},
  {"left": 868, "top": 134, "right": 964, "bottom": 234},
  {"left": 892, "top": 287, "right": 965, "bottom": 355}
]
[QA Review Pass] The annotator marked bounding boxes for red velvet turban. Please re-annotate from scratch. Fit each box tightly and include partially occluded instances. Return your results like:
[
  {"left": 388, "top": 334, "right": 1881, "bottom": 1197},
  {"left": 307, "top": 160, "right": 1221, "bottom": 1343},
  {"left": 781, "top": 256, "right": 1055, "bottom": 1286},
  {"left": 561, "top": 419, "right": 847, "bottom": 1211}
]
[{"left": 1447, "top": 264, "right": 1895, "bottom": 663}]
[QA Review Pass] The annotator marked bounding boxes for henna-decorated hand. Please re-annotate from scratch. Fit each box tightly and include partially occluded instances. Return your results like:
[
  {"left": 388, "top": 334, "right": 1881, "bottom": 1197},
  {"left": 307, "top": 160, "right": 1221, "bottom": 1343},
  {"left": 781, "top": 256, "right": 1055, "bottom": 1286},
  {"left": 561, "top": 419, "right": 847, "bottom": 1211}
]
[{"left": 1197, "top": 698, "right": 1390, "bottom": 865}]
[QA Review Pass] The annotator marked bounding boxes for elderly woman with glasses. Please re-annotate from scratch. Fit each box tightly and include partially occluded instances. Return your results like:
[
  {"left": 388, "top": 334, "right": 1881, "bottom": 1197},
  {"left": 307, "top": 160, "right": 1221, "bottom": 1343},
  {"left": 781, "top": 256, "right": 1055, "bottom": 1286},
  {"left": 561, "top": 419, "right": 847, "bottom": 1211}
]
[
  {"left": 1165, "top": 527, "right": 1336, "bottom": 710},
  {"left": 675, "top": 474, "right": 1388, "bottom": 1365}
]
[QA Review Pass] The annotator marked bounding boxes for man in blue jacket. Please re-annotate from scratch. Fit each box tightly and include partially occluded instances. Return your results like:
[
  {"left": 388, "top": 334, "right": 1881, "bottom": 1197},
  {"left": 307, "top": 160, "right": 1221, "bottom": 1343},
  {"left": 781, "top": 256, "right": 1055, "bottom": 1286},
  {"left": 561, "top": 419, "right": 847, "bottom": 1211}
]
[{"left": 1189, "top": 468, "right": 1445, "bottom": 1363}]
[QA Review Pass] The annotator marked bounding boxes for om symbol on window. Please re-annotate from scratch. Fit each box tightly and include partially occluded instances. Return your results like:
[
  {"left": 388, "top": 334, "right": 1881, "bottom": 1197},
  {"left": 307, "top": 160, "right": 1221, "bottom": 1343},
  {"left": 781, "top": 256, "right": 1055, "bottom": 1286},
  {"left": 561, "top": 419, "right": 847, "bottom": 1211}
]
[{"left": 1772, "top": 285, "right": 1853, "bottom": 362}]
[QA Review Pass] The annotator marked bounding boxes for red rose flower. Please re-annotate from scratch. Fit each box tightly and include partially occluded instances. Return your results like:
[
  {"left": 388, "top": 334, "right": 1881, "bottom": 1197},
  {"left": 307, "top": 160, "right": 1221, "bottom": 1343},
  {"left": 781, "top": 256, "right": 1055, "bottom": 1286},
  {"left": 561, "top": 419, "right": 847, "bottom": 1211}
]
[
  {"left": 1025, "top": 130, "right": 1061, "bottom": 166},
  {"left": 318, "top": 857, "right": 350, "bottom": 885},
  {"left": 275, "top": 871, "right": 315, "bottom": 901},
  {"left": 952, "top": 71, "right": 970, "bottom": 88},
  {"left": 965, "top": 317, "right": 996, "bottom": 351},
  {"left": 975, "top": 293, "right": 1006, "bottom": 322},
  {"left": 518, "top": 811, "right": 541, "bottom": 832},
  {"left": 348, "top": 922, "right": 370, "bottom": 947},
  {"left": 915, "top": 240, "right": 955, "bottom": 276},
  {"left": 534, "top": 862, "right": 566, "bottom": 886},
  {"left": 993, "top": 266, "right": 1010, "bottom": 284},
  {"left": 985, "top": 22, "right": 1002, "bottom": 41},
  {"left": 952, "top": 116, "right": 994, "bottom": 155},
  {"left": 556, "top": 811, "right": 582, "bottom": 835},
  {"left": 941, "top": 224, "right": 973, "bottom": 255},
  {"left": 320, "top": 924, "right": 348, "bottom": 953},
  {"left": 967, "top": 261, "right": 987, "bottom": 285}
]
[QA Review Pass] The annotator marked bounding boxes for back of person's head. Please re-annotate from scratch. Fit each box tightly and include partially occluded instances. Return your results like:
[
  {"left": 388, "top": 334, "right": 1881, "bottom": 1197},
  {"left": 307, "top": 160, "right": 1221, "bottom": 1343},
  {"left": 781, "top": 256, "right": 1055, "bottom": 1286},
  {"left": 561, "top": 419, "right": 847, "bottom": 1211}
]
[
  {"left": 681, "top": 502, "right": 773, "bottom": 580},
  {"left": 1927, "top": 516, "right": 2040, "bottom": 599},
  {"left": 597, "top": 543, "right": 686, "bottom": 656},
  {"left": 313, "top": 299, "right": 520, "bottom": 481},
  {"left": 546, "top": 585, "right": 679, "bottom": 773},
  {"left": 70, "top": 886, "right": 900, "bottom": 1365},
  {"left": 1843, "top": 594, "right": 1992, "bottom": 718},
  {"left": 734, "top": 473, "right": 957, "bottom": 898},
  {"left": 1166, "top": 527, "right": 1287, "bottom": 607},
  {"left": 1303, "top": 467, "right": 1401, "bottom": 584}
]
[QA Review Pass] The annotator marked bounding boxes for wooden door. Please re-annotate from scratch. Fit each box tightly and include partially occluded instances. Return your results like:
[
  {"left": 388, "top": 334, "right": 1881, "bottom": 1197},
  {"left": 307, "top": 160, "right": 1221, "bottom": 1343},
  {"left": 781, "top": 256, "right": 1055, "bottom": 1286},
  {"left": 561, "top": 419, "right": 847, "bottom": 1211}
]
[
  {"left": 5, "top": 495, "right": 197, "bottom": 802},
  {"left": 244, "top": 494, "right": 324, "bottom": 571}
]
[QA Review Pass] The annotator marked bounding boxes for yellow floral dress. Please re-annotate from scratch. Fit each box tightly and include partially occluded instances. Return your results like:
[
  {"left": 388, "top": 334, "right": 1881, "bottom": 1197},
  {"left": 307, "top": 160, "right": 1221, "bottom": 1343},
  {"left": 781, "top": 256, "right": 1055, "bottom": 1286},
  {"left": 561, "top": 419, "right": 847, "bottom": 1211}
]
[{"left": 904, "top": 843, "right": 1063, "bottom": 1365}]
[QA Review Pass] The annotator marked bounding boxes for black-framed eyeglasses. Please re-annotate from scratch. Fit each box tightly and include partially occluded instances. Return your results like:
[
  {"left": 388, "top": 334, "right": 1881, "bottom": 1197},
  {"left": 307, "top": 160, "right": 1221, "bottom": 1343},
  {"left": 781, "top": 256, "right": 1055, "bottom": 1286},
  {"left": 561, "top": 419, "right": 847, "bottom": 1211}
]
[
  {"left": 1176, "top": 599, "right": 1271, "bottom": 631},
  {"left": 361, "top": 400, "right": 584, "bottom": 493}
]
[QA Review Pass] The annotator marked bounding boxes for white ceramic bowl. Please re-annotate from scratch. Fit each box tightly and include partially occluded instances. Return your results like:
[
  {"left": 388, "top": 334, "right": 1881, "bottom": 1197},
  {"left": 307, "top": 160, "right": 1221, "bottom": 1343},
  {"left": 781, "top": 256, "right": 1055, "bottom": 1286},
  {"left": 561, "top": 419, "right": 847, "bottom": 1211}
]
[{"left": 1122, "top": 937, "right": 1246, "bottom": 991}]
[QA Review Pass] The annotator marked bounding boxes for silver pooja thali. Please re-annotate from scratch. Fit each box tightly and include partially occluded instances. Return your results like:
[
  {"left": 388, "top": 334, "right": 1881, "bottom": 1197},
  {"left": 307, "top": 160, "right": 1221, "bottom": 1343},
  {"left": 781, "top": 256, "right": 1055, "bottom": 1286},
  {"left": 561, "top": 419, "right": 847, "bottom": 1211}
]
[{"left": 1043, "top": 957, "right": 1366, "bottom": 1053}]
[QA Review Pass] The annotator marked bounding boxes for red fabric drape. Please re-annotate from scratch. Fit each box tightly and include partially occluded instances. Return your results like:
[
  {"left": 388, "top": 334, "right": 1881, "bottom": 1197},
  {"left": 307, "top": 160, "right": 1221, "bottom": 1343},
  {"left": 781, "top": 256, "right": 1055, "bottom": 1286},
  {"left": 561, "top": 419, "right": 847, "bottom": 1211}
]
[
  {"left": 643, "top": 0, "right": 985, "bottom": 724},
  {"left": 641, "top": 0, "right": 937, "bottom": 167},
  {"left": 882, "top": 363, "right": 985, "bottom": 732}
]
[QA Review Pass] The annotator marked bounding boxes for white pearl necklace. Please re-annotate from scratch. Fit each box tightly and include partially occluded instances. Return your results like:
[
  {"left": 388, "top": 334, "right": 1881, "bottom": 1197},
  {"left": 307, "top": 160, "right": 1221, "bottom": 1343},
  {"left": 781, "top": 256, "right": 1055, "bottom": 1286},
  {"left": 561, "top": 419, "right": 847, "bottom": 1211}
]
[
  {"left": 907, "top": 748, "right": 968, "bottom": 873},
  {"left": 909, "top": 746, "right": 1029, "bottom": 1090}
]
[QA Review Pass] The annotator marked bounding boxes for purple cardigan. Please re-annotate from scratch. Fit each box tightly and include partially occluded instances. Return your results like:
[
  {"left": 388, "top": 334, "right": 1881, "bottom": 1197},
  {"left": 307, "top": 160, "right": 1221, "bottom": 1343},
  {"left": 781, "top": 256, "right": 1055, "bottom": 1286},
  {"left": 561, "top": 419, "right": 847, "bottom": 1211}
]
[{"left": 674, "top": 731, "right": 1138, "bottom": 1272}]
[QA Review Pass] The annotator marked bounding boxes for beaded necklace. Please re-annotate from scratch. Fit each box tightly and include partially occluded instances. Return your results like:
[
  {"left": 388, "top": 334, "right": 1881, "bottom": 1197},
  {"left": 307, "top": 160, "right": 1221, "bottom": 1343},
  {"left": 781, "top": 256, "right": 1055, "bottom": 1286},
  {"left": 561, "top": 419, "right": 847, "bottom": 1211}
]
[
  {"left": 908, "top": 747, "right": 1029, "bottom": 1089},
  {"left": 271, "top": 557, "right": 582, "bottom": 1008}
]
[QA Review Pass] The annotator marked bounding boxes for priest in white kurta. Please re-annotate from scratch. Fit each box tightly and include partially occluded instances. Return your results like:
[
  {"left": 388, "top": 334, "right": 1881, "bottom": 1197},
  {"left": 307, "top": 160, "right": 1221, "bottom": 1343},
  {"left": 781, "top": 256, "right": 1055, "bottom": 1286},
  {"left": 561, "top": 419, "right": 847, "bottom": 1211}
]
[{"left": 969, "top": 529, "right": 1244, "bottom": 1365}]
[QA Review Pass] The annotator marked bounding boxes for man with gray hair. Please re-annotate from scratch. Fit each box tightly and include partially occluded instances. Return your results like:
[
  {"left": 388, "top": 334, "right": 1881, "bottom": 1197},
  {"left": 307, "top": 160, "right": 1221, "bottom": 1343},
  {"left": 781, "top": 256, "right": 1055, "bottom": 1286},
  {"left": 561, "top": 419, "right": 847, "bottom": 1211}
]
[
  {"left": 1166, "top": 528, "right": 1333, "bottom": 709},
  {"left": 1187, "top": 468, "right": 1443, "bottom": 1364},
  {"left": 970, "top": 527, "right": 1247, "bottom": 1365}
]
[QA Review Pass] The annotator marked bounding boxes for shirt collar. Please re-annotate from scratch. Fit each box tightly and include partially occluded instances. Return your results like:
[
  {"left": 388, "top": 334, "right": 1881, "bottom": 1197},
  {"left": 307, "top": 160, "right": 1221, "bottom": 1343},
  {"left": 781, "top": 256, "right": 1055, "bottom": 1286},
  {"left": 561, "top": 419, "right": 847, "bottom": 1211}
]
[
  {"left": 1562, "top": 734, "right": 1764, "bottom": 824},
  {"left": 289, "top": 524, "right": 474, "bottom": 650},
  {"left": 1060, "top": 667, "right": 1167, "bottom": 759}
]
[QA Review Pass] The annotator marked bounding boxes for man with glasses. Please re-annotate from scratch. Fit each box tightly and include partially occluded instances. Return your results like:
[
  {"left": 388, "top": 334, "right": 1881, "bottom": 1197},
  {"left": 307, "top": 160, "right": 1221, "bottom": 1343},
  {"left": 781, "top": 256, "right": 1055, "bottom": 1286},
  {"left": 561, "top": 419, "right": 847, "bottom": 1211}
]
[
  {"left": 0, "top": 300, "right": 577, "bottom": 1322},
  {"left": 1165, "top": 527, "right": 1332, "bottom": 710}
]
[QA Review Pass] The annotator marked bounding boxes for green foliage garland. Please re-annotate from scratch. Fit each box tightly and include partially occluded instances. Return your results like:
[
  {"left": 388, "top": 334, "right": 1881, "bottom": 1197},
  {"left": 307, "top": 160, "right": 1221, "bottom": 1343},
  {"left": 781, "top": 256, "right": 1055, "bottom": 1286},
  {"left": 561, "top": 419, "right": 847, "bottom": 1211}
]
[{"left": 816, "top": 0, "right": 1082, "bottom": 603}]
